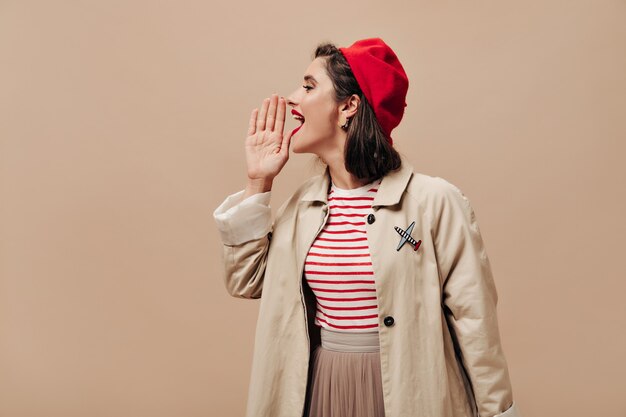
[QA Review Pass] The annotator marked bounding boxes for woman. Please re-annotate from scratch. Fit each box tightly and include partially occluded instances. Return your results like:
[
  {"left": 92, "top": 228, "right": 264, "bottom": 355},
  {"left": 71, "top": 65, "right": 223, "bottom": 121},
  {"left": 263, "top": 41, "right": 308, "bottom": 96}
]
[{"left": 213, "top": 38, "right": 521, "bottom": 417}]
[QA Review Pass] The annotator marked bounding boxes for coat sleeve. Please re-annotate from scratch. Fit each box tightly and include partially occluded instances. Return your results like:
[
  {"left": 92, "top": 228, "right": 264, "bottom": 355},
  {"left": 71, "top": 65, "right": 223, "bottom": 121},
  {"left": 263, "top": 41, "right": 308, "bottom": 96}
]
[
  {"left": 212, "top": 189, "right": 273, "bottom": 299},
  {"left": 433, "top": 180, "right": 522, "bottom": 417}
]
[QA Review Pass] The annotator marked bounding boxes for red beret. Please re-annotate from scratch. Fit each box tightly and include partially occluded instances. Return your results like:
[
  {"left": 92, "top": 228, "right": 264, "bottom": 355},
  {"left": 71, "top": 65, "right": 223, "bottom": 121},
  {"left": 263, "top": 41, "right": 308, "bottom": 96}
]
[{"left": 339, "top": 38, "right": 409, "bottom": 146}]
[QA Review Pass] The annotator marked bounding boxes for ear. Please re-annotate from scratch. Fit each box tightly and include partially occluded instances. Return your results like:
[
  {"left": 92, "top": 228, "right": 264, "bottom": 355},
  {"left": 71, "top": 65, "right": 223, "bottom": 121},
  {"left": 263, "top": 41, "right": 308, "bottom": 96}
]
[{"left": 339, "top": 94, "right": 360, "bottom": 119}]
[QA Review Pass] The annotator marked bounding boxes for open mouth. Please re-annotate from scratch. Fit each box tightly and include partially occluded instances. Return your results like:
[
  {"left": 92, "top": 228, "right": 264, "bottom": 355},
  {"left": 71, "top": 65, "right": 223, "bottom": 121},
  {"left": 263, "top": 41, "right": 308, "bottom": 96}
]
[{"left": 291, "top": 110, "right": 305, "bottom": 135}]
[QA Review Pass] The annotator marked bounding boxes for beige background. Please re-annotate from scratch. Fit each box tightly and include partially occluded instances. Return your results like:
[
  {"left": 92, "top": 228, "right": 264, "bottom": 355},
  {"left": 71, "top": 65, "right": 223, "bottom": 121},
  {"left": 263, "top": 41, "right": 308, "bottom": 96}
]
[{"left": 1, "top": 1, "right": 625, "bottom": 416}]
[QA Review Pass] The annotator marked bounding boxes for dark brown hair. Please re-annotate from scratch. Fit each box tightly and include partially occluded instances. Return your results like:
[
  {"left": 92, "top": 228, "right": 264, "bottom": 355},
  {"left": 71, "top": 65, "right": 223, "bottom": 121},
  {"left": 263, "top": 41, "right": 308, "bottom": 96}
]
[{"left": 313, "top": 42, "right": 401, "bottom": 182}]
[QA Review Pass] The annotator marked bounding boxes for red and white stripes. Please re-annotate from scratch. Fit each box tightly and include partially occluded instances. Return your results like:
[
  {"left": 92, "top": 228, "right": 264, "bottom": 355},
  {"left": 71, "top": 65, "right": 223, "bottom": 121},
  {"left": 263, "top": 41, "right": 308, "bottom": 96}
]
[{"left": 304, "top": 179, "right": 382, "bottom": 333}]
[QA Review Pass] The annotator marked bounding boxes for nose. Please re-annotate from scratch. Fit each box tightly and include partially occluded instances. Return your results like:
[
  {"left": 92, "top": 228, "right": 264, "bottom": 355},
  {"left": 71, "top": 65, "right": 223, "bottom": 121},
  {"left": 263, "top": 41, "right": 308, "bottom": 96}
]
[{"left": 286, "top": 87, "right": 300, "bottom": 108}]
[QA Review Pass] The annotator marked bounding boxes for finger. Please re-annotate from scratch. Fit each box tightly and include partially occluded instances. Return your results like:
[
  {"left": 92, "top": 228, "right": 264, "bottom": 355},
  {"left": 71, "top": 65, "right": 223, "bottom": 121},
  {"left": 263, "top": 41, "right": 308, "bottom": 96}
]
[
  {"left": 248, "top": 108, "right": 258, "bottom": 136},
  {"left": 274, "top": 97, "right": 286, "bottom": 134},
  {"left": 257, "top": 98, "right": 270, "bottom": 132},
  {"left": 279, "top": 126, "right": 293, "bottom": 157},
  {"left": 266, "top": 94, "right": 278, "bottom": 131}
]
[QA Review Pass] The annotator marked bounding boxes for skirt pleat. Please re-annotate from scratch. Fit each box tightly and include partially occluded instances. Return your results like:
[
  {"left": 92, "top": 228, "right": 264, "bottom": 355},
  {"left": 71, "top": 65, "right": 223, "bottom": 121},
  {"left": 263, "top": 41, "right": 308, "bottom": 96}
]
[{"left": 305, "top": 327, "right": 385, "bottom": 417}]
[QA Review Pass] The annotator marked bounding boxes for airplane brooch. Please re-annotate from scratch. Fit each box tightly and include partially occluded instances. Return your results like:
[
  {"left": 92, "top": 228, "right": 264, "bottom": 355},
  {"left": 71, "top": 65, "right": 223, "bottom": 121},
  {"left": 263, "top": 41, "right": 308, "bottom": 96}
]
[{"left": 394, "top": 221, "right": 422, "bottom": 252}]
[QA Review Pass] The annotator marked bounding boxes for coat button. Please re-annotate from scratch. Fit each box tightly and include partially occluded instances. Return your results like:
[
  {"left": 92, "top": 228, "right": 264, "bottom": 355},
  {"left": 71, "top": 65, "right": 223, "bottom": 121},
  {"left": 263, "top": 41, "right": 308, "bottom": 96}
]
[
  {"left": 367, "top": 214, "right": 376, "bottom": 224},
  {"left": 383, "top": 316, "right": 395, "bottom": 327}
]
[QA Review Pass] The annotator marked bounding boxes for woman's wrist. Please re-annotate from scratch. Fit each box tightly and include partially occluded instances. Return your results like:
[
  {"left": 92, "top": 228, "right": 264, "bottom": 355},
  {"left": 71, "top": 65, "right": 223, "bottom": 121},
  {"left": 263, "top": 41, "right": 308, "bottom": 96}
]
[{"left": 244, "top": 178, "right": 273, "bottom": 198}]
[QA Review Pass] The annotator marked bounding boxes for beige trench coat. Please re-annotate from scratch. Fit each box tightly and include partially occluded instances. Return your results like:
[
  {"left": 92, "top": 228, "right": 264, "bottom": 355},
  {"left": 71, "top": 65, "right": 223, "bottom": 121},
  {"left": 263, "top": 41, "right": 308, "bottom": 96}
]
[{"left": 215, "top": 154, "right": 521, "bottom": 417}]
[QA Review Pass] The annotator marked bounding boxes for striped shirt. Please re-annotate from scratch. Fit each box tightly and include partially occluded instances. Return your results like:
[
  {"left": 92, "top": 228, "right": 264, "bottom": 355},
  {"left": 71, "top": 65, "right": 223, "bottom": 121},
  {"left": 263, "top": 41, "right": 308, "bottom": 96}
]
[{"left": 304, "top": 177, "right": 382, "bottom": 333}]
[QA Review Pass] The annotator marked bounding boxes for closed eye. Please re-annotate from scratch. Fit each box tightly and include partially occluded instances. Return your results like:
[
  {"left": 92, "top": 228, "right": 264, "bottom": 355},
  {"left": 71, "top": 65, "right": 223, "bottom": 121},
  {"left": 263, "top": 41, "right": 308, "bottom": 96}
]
[{"left": 302, "top": 85, "right": 313, "bottom": 92}]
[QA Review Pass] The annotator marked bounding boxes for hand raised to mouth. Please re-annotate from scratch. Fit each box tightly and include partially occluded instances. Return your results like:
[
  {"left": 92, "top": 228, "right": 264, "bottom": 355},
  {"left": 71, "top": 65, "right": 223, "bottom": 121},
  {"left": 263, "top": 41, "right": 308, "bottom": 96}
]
[{"left": 244, "top": 93, "right": 294, "bottom": 186}]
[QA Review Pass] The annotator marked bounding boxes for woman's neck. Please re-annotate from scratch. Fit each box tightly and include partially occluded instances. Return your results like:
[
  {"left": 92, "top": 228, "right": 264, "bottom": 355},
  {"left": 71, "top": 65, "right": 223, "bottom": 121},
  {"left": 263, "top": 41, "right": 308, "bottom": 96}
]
[{"left": 324, "top": 154, "right": 370, "bottom": 190}]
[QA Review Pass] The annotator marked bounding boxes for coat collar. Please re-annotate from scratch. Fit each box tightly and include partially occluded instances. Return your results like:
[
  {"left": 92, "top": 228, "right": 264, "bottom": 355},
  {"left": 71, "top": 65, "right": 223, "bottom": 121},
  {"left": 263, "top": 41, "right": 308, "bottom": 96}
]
[{"left": 299, "top": 154, "right": 414, "bottom": 208}]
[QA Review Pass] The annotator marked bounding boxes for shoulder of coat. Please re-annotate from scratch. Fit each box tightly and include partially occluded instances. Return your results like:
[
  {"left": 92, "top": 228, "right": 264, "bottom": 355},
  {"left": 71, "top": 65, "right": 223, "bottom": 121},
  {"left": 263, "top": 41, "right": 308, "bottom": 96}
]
[
  {"left": 404, "top": 171, "right": 476, "bottom": 225},
  {"left": 405, "top": 171, "right": 466, "bottom": 203}
]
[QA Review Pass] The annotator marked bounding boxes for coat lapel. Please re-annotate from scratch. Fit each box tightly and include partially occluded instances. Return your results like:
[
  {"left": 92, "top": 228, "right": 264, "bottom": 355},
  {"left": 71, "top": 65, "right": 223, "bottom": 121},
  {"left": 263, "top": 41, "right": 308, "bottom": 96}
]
[
  {"left": 295, "top": 168, "right": 331, "bottom": 354},
  {"left": 372, "top": 155, "right": 414, "bottom": 208}
]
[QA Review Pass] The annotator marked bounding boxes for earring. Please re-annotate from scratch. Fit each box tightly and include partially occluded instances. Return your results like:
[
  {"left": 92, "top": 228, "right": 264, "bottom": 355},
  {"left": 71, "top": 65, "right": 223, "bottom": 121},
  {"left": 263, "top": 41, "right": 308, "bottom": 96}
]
[{"left": 340, "top": 117, "right": 350, "bottom": 130}]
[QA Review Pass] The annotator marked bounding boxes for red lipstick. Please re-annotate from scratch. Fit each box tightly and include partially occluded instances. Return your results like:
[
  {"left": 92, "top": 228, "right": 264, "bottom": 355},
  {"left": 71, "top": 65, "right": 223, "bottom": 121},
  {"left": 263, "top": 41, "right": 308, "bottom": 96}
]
[{"left": 291, "top": 109, "right": 304, "bottom": 136}]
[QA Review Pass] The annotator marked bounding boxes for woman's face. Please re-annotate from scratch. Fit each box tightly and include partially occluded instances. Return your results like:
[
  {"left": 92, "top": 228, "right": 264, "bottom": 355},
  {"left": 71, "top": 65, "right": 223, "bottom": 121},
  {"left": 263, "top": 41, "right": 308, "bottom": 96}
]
[{"left": 286, "top": 57, "right": 342, "bottom": 156}]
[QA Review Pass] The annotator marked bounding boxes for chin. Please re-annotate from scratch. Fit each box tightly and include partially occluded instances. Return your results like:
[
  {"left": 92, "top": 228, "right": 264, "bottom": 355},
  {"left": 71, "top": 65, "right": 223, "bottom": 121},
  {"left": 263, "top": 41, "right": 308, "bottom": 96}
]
[
  {"left": 291, "top": 136, "right": 307, "bottom": 154},
  {"left": 291, "top": 133, "right": 324, "bottom": 155},
  {"left": 291, "top": 139, "right": 303, "bottom": 153}
]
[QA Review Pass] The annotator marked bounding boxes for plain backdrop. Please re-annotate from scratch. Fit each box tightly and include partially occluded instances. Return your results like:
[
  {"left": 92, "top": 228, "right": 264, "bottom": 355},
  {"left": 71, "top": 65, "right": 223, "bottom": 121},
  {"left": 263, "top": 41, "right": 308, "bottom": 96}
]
[{"left": 1, "top": 1, "right": 625, "bottom": 416}]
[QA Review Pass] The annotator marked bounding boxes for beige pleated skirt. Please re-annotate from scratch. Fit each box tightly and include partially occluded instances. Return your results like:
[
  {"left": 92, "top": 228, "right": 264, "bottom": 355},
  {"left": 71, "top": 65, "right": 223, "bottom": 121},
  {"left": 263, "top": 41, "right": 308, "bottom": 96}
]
[{"left": 304, "top": 326, "right": 385, "bottom": 417}]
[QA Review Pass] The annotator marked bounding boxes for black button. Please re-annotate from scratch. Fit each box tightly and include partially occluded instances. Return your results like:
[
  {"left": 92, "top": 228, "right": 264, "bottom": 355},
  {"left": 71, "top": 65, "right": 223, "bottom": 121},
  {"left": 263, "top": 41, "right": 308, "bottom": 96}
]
[
  {"left": 383, "top": 316, "right": 395, "bottom": 327},
  {"left": 367, "top": 214, "right": 376, "bottom": 224},
  {"left": 267, "top": 231, "right": 273, "bottom": 241}
]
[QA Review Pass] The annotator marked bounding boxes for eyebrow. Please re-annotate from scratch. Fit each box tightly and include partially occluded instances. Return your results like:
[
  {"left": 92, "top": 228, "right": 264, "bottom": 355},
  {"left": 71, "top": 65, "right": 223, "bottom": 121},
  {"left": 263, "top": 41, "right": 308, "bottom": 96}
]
[{"left": 304, "top": 75, "right": 318, "bottom": 84}]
